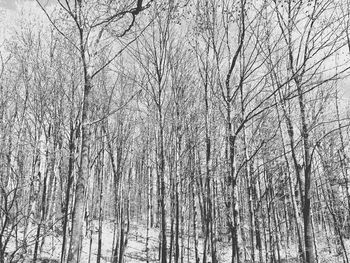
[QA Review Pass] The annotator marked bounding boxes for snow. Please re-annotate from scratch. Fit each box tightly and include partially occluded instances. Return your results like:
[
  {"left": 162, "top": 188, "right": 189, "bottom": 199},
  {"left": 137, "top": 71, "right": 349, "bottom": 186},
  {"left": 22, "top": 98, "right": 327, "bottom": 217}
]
[{"left": 3, "top": 221, "right": 350, "bottom": 262}]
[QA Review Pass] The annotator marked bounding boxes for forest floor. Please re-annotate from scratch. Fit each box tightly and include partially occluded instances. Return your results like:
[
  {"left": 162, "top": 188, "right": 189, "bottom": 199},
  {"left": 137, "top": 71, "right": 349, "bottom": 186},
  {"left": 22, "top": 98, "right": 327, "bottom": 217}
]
[{"left": 5, "top": 221, "right": 350, "bottom": 262}]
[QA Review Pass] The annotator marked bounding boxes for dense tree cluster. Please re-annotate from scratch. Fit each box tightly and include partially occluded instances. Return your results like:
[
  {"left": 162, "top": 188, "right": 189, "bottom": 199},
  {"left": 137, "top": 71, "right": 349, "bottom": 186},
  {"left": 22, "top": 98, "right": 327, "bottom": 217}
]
[{"left": 1, "top": 0, "right": 350, "bottom": 263}]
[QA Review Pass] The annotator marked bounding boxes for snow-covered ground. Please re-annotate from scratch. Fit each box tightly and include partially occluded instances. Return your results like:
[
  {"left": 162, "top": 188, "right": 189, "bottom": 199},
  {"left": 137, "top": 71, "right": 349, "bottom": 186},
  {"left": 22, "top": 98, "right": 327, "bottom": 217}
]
[{"left": 3, "top": 221, "right": 350, "bottom": 262}]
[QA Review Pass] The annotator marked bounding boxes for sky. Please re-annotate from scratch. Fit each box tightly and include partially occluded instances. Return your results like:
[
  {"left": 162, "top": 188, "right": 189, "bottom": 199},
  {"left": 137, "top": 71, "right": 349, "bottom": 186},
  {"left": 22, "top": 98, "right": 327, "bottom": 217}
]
[
  {"left": 0, "top": 0, "right": 349, "bottom": 99},
  {"left": 0, "top": 0, "right": 16, "bottom": 9},
  {"left": 0, "top": 0, "right": 53, "bottom": 9},
  {"left": 344, "top": 88, "right": 350, "bottom": 99}
]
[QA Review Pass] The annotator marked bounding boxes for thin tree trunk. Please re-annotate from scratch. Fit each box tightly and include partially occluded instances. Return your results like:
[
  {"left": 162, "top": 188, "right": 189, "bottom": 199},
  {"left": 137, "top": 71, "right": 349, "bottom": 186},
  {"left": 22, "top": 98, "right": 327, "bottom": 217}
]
[
  {"left": 61, "top": 117, "right": 76, "bottom": 263},
  {"left": 296, "top": 79, "right": 315, "bottom": 263},
  {"left": 68, "top": 70, "right": 92, "bottom": 262},
  {"left": 97, "top": 131, "right": 105, "bottom": 263}
]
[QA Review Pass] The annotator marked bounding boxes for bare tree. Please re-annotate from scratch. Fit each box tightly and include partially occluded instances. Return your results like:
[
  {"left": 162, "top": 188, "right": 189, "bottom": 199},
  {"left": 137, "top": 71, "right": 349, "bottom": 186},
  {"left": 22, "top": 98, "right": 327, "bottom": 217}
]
[{"left": 34, "top": 1, "right": 151, "bottom": 262}]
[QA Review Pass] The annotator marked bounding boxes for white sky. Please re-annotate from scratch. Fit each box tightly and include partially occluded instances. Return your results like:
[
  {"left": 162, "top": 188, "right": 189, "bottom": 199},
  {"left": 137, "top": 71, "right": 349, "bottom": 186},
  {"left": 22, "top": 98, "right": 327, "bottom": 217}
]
[
  {"left": 0, "top": 0, "right": 349, "bottom": 99},
  {"left": 0, "top": 1, "right": 45, "bottom": 43},
  {"left": 0, "top": 0, "right": 54, "bottom": 9}
]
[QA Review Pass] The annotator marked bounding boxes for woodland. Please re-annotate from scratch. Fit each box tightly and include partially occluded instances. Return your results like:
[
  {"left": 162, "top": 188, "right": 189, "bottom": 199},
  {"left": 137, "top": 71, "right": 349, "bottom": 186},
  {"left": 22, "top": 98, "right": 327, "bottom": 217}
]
[{"left": 1, "top": 0, "right": 350, "bottom": 263}]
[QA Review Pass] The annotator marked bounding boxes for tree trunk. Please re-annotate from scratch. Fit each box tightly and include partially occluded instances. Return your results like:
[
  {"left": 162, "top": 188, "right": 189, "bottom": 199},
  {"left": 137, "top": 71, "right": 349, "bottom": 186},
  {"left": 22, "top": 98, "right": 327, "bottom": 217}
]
[
  {"left": 68, "top": 73, "right": 92, "bottom": 263},
  {"left": 296, "top": 80, "right": 315, "bottom": 263}
]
